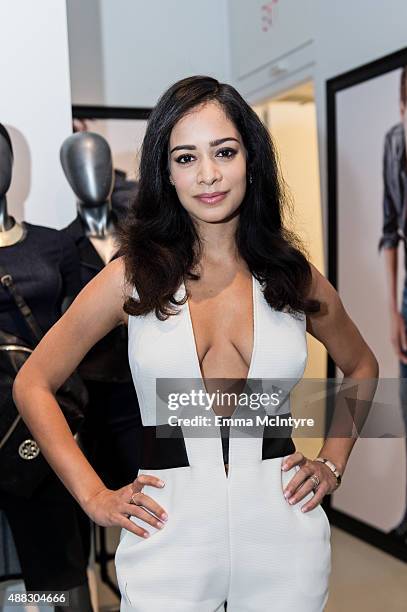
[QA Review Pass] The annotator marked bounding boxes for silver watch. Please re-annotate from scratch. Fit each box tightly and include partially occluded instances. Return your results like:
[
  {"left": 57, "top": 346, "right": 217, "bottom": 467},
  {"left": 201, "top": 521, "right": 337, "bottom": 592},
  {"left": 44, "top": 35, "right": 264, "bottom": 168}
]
[{"left": 315, "top": 457, "right": 342, "bottom": 487}]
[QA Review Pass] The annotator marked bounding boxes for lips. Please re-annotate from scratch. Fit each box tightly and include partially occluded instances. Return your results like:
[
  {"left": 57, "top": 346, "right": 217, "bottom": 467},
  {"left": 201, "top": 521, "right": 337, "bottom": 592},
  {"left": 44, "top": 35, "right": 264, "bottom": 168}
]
[{"left": 194, "top": 191, "right": 229, "bottom": 204}]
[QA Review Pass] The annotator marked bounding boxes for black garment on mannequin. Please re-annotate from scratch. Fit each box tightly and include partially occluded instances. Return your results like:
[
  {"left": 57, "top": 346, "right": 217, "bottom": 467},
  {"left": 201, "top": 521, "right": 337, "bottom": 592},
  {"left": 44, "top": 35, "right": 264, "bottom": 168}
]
[
  {"left": 0, "top": 222, "right": 80, "bottom": 343},
  {"left": 0, "top": 472, "right": 90, "bottom": 592},
  {"left": 63, "top": 207, "right": 132, "bottom": 383},
  {"left": 0, "top": 222, "right": 91, "bottom": 597},
  {"left": 111, "top": 169, "right": 139, "bottom": 210}
]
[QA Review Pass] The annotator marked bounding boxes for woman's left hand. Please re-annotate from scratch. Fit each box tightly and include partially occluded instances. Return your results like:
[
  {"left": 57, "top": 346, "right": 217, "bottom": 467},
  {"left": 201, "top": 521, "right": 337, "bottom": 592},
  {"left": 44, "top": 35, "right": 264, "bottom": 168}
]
[{"left": 281, "top": 451, "right": 339, "bottom": 513}]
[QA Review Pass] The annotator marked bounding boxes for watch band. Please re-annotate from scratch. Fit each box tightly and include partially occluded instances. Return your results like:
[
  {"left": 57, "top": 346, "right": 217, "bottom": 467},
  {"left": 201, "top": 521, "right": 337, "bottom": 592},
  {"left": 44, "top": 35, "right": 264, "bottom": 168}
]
[{"left": 315, "top": 457, "right": 342, "bottom": 487}]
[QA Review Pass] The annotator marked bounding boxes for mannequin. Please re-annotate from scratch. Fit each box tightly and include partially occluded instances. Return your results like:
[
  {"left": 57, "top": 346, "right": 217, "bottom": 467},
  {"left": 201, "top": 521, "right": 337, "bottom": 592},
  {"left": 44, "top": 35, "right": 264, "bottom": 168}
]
[
  {"left": 0, "top": 124, "right": 93, "bottom": 611},
  {"left": 0, "top": 124, "right": 25, "bottom": 246},
  {"left": 61, "top": 133, "right": 143, "bottom": 566},
  {"left": 60, "top": 132, "right": 118, "bottom": 264},
  {"left": 71, "top": 118, "right": 139, "bottom": 213}
]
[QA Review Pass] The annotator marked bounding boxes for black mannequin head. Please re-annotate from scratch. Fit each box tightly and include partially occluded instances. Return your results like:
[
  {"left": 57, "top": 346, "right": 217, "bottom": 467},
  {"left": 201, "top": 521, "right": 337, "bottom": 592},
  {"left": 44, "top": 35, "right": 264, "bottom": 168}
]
[
  {"left": 60, "top": 132, "right": 114, "bottom": 206},
  {"left": 0, "top": 123, "right": 13, "bottom": 198}
]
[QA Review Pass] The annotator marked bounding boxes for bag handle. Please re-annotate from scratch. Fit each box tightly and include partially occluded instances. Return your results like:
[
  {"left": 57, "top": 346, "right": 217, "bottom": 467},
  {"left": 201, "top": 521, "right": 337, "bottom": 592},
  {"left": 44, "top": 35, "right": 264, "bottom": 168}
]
[{"left": 0, "top": 264, "right": 44, "bottom": 344}]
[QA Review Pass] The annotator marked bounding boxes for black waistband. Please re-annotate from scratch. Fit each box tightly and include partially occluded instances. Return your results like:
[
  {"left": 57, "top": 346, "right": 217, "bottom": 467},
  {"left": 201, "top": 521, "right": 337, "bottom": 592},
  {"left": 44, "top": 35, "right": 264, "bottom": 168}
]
[
  {"left": 140, "top": 416, "right": 296, "bottom": 470},
  {"left": 141, "top": 425, "right": 189, "bottom": 469}
]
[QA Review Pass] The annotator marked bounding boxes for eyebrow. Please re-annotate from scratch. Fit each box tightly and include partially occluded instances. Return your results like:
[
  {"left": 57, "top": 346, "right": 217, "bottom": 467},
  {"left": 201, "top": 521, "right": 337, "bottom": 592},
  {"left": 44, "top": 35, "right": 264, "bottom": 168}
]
[{"left": 170, "top": 137, "right": 240, "bottom": 154}]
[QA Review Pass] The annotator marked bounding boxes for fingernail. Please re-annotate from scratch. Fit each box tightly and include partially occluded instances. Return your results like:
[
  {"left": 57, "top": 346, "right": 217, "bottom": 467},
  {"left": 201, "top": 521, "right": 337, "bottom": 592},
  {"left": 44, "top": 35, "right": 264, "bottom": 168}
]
[
  {"left": 159, "top": 480, "right": 165, "bottom": 487},
  {"left": 156, "top": 521, "right": 164, "bottom": 528},
  {"left": 161, "top": 512, "right": 168, "bottom": 521},
  {"left": 289, "top": 499, "right": 294, "bottom": 504},
  {"left": 284, "top": 491, "right": 290, "bottom": 499},
  {"left": 301, "top": 507, "right": 307, "bottom": 513},
  {"left": 281, "top": 464, "right": 288, "bottom": 471},
  {"left": 143, "top": 532, "right": 150, "bottom": 538}
]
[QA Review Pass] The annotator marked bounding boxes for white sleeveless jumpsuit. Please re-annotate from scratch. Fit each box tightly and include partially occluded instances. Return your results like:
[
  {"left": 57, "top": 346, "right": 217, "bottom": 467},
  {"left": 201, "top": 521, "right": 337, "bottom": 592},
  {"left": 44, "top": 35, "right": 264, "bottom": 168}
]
[{"left": 115, "top": 275, "right": 332, "bottom": 611}]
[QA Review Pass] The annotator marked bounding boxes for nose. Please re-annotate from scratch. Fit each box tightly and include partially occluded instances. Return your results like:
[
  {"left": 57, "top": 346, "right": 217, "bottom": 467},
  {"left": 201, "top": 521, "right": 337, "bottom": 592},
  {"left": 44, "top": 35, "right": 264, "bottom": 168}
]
[{"left": 197, "top": 156, "right": 222, "bottom": 185}]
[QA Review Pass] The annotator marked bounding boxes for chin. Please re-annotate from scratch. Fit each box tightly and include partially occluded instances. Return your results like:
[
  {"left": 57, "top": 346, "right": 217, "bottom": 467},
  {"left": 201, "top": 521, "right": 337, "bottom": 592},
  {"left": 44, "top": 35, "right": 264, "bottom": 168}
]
[{"left": 193, "top": 205, "right": 240, "bottom": 224}]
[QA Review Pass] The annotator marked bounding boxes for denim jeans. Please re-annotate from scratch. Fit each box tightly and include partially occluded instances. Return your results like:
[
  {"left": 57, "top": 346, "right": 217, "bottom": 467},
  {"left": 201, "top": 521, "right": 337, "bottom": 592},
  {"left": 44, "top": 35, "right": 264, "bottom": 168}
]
[
  {"left": 399, "top": 282, "right": 407, "bottom": 522},
  {"left": 400, "top": 283, "right": 407, "bottom": 428}
]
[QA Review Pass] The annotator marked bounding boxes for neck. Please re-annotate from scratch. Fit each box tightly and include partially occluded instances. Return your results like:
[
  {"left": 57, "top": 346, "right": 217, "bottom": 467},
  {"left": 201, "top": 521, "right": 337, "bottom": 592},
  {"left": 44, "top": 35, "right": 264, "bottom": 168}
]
[
  {"left": 77, "top": 200, "right": 115, "bottom": 237},
  {"left": 0, "top": 209, "right": 26, "bottom": 247},
  {"left": 193, "top": 213, "right": 240, "bottom": 266},
  {"left": 0, "top": 195, "right": 12, "bottom": 230}
]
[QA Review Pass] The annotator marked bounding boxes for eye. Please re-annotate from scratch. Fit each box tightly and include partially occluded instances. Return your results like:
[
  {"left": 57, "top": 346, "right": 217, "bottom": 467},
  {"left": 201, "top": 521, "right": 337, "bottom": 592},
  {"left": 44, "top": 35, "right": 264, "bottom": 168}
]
[
  {"left": 175, "top": 154, "right": 195, "bottom": 164},
  {"left": 216, "top": 147, "right": 237, "bottom": 159}
]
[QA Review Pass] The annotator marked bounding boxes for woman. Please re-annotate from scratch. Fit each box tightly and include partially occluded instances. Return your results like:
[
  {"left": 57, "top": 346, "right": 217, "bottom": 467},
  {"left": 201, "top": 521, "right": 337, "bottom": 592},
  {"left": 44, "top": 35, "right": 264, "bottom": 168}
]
[{"left": 13, "top": 76, "right": 378, "bottom": 611}]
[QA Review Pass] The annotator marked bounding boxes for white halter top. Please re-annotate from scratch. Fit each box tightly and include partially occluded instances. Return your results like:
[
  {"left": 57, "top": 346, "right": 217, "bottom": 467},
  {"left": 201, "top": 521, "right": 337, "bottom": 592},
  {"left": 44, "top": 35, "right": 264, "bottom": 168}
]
[{"left": 127, "top": 275, "right": 307, "bottom": 425}]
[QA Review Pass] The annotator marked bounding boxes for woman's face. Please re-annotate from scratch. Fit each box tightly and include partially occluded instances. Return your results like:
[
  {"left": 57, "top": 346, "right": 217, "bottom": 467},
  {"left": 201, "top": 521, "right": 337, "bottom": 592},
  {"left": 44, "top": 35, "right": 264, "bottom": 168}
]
[{"left": 168, "top": 101, "right": 247, "bottom": 225}]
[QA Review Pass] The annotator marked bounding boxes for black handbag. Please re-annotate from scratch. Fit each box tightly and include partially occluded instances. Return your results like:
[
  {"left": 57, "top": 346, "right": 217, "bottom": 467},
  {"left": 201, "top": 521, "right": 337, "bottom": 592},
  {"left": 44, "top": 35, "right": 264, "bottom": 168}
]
[{"left": 0, "top": 265, "right": 89, "bottom": 498}]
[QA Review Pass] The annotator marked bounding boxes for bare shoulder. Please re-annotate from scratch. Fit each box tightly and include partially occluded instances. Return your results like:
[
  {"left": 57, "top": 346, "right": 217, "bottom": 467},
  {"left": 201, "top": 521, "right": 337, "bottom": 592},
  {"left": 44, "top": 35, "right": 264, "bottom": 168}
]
[{"left": 103, "top": 255, "right": 132, "bottom": 326}]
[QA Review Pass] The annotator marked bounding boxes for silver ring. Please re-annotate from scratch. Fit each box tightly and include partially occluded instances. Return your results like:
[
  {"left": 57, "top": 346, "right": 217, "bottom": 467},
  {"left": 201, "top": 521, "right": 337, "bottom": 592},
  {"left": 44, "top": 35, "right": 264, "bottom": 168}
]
[
  {"left": 309, "top": 474, "right": 320, "bottom": 491},
  {"left": 130, "top": 491, "right": 143, "bottom": 505}
]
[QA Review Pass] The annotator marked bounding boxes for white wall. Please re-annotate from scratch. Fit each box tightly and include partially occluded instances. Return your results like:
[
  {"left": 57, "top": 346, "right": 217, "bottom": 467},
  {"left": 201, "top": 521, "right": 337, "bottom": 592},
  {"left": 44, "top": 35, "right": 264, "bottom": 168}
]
[
  {"left": 314, "top": 0, "right": 407, "bottom": 266},
  {"left": 0, "top": 0, "right": 74, "bottom": 228},
  {"left": 228, "top": 0, "right": 315, "bottom": 102},
  {"left": 66, "top": 0, "right": 105, "bottom": 106},
  {"left": 67, "top": 0, "right": 231, "bottom": 107}
]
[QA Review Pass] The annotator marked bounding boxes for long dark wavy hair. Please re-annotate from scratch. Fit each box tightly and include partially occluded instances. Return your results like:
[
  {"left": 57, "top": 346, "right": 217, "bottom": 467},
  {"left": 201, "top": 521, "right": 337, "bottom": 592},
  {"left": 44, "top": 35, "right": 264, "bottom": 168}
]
[{"left": 116, "top": 75, "right": 321, "bottom": 321}]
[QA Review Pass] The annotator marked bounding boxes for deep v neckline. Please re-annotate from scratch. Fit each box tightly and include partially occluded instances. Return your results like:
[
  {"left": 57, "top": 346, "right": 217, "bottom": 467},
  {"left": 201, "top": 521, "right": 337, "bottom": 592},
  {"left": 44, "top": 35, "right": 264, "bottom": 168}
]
[{"left": 182, "top": 274, "right": 258, "bottom": 392}]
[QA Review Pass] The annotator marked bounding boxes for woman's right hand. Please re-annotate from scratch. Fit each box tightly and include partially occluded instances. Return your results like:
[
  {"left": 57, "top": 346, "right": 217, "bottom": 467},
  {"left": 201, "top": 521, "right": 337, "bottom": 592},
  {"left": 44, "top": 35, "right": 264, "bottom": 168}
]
[
  {"left": 390, "top": 310, "right": 407, "bottom": 364},
  {"left": 83, "top": 474, "right": 168, "bottom": 538}
]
